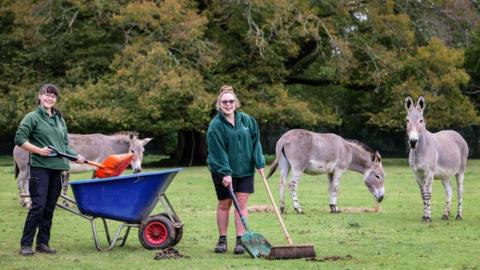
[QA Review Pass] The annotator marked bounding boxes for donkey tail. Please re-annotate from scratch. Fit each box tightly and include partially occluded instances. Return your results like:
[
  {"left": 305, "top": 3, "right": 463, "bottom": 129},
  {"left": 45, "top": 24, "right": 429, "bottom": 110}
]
[
  {"left": 267, "top": 136, "right": 290, "bottom": 179},
  {"left": 14, "top": 160, "right": 19, "bottom": 179},
  {"left": 267, "top": 157, "right": 279, "bottom": 179}
]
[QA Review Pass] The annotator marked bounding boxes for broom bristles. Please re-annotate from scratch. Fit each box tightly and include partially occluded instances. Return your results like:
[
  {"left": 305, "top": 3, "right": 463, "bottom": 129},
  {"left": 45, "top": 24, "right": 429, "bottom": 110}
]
[{"left": 267, "top": 245, "right": 316, "bottom": 259}]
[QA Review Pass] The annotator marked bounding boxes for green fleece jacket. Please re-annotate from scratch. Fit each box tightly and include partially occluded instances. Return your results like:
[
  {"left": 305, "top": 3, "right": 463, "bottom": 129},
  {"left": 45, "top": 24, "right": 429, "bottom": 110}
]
[
  {"left": 207, "top": 111, "right": 265, "bottom": 177},
  {"left": 15, "top": 106, "right": 77, "bottom": 170}
]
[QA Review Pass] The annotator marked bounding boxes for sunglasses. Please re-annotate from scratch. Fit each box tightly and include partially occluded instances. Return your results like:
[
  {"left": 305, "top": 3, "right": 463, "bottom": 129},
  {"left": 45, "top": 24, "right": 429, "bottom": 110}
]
[{"left": 221, "top": 99, "right": 235, "bottom": 105}]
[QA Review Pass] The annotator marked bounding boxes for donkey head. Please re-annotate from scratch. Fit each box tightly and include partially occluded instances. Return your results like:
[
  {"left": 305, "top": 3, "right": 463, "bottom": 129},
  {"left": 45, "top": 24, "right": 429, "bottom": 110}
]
[
  {"left": 128, "top": 134, "right": 153, "bottom": 173},
  {"left": 405, "top": 96, "right": 426, "bottom": 149},
  {"left": 364, "top": 151, "right": 385, "bottom": 203}
]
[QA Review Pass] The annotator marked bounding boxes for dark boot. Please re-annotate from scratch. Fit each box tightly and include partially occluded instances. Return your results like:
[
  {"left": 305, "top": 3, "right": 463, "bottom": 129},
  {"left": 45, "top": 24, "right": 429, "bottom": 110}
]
[
  {"left": 36, "top": 244, "right": 56, "bottom": 254},
  {"left": 214, "top": 236, "right": 227, "bottom": 253},
  {"left": 233, "top": 237, "right": 245, "bottom": 254},
  {"left": 20, "top": 246, "right": 34, "bottom": 256}
]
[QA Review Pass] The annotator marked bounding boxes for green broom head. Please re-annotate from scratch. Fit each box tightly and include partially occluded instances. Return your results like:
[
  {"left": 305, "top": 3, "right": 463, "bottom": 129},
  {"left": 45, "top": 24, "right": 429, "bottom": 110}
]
[{"left": 241, "top": 231, "right": 272, "bottom": 258}]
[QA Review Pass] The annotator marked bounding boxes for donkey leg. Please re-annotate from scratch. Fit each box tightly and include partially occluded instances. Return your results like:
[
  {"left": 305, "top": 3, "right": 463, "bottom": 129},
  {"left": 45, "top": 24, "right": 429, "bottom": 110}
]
[
  {"left": 279, "top": 157, "right": 290, "bottom": 214},
  {"left": 61, "top": 172, "right": 70, "bottom": 207},
  {"left": 455, "top": 173, "right": 464, "bottom": 220},
  {"left": 279, "top": 173, "right": 287, "bottom": 214},
  {"left": 440, "top": 178, "right": 452, "bottom": 220},
  {"left": 328, "top": 172, "right": 342, "bottom": 213},
  {"left": 418, "top": 176, "right": 433, "bottom": 222},
  {"left": 288, "top": 170, "right": 304, "bottom": 214},
  {"left": 18, "top": 168, "right": 31, "bottom": 208}
]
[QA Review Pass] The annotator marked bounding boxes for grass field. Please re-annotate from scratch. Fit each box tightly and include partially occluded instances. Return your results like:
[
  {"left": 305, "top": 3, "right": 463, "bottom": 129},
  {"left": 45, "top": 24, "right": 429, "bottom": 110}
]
[{"left": 1, "top": 157, "right": 479, "bottom": 269}]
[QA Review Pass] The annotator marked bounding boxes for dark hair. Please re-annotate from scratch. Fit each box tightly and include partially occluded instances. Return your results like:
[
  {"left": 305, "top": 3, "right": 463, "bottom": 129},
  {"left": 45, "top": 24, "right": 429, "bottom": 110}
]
[{"left": 37, "top": 84, "right": 62, "bottom": 117}]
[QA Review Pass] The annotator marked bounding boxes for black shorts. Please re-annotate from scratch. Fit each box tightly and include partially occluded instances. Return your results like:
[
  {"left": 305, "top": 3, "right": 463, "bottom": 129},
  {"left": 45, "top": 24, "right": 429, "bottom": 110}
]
[{"left": 211, "top": 173, "right": 254, "bottom": 201}]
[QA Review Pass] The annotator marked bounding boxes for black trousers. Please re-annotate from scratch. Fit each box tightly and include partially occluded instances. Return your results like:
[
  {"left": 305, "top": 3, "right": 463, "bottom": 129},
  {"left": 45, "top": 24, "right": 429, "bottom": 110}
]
[{"left": 21, "top": 166, "right": 63, "bottom": 247}]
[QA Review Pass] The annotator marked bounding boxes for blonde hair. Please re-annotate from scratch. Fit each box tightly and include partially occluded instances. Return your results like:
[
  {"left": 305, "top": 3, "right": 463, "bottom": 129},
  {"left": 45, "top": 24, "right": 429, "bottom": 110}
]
[{"left": 215, "top": 84, "right": 241, "bottom": 111}]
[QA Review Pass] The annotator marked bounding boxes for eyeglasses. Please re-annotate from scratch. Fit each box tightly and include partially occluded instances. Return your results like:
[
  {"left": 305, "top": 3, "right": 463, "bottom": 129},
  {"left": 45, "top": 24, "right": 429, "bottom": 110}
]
[
  {"left": 42, "top": 93, "right": 57, "bottom": 99},
  {"left": 221, "top": 99, "right": 235, "bottom": 105}
]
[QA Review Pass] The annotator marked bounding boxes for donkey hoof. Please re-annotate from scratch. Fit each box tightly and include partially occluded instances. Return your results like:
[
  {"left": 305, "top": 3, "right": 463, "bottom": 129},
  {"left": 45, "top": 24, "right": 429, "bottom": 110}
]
[
  {"left": 441, "top": 214, "right": 449, "bottom": 220},
  {"left": 62, "top": 201, "right": 70, "bottom": 208},
  {"left": 329, "top": 204, "right": 340, "bottom": 213},
  {"left": 422, "top": 216, "right": 432, "bottom": 222},
  {"left": 21, "top": 198, "right": 32, "bottom": 209},
  {"left": 455, "top": 215, "right": 463, "bottom": 220},
  {"left": 21, "top": 202, "right": 32, "bottom": 209},
  {"left": 295, "top": 208, "right": 304, "bottom": 214},
  {"left": 280, "top": 207, "right": 285, "bottom": 214}
]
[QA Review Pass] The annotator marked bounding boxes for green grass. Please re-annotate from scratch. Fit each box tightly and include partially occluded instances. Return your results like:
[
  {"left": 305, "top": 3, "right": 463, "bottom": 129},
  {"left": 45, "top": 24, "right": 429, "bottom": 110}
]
[{"left": 1, "top": 157, "right": 480, "bottom": 269}]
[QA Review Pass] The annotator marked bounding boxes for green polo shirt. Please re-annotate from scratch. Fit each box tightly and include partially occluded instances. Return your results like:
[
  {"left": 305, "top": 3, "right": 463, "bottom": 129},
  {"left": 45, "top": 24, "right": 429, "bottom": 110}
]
[
  {"left": 207, "top": 111, "right": 265, "bottom": 177},
  {"left": 15, "top": 106, "right": 77, "bottom": 170}
]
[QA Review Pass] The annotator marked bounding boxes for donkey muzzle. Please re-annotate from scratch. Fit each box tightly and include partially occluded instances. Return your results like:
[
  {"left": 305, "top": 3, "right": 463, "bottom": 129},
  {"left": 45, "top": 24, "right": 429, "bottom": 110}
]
[
  {"left": 408, "top": 139, "right": 417, "bottom": 149},
  {"left": 374, "top": 188, "right": 385, "bottom": 203}
]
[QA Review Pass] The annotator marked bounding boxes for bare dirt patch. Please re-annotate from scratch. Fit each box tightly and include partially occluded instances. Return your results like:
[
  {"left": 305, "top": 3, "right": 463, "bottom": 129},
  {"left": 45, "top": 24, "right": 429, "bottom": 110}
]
[
  {"left": 248, "top": 205, "right": 275, "bottom": 213},
  {"left": 249, "top": 204, "right": 381, "bottom": 213},
  {"left": 306, "top": 255, "right": 353, "bottom": 262},
  {"left": 342, "top": 203, "right": 381, "bottom": 213}
]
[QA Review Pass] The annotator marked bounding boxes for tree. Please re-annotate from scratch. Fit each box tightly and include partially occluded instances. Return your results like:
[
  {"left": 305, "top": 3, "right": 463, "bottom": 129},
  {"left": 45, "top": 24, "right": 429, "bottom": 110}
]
[
  {"left": 1, "top": 0, "right": 479, "bottom": 157},
  {"left": 0, "top": 0, "right": 124, "bottom": 134},
  {"left": 371, "top": 38, "right": 478, "bottom": 130},
  {"left": 62, "top": 0, "right": 216, "bottom": 164}
]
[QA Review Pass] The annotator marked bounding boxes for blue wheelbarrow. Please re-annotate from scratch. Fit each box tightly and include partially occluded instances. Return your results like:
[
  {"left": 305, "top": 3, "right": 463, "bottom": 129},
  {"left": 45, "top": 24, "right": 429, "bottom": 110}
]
[{"left": 57, "top": 168, "right": 183, "bottom": 251}]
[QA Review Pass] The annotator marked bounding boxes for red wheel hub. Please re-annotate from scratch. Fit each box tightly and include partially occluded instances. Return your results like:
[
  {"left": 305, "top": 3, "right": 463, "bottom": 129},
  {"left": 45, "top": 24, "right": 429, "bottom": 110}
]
[{"left": 144, "top": 221, "right": 168, "bottom": 245}]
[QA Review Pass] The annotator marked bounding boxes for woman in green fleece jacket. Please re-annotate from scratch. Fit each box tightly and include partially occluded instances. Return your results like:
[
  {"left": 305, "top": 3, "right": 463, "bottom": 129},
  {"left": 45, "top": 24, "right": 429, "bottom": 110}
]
[
  {"left": 206, "top": 85, "right": 265, "bottom": 255},
  {"left": 15, "top": 84, "right": 85, "bottom": 256}
]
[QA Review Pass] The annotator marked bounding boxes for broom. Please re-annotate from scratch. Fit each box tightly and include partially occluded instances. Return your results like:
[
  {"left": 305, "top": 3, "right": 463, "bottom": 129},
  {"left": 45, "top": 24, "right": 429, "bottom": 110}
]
[{"left": 260, "top": 172, "right": 316, "bottom": 259}]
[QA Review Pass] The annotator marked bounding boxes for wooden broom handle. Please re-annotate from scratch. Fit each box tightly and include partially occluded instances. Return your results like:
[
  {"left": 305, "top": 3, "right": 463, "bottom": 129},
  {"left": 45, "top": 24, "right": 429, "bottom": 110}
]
[{"left": 260, "top": 172, "right": 294, "bottom": 245}]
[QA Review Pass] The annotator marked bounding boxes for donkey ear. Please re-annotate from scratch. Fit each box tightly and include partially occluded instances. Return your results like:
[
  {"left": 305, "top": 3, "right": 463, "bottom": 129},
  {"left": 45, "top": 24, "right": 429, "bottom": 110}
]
[
  {"left": 416, "top": 96, "right": 426, "bottom": 112},
  {"left": 372, "top": 151, "right": 382, "bottom": 165},
  {"left": 405, "top": 96, "right": 414, "bottom": 111},
  {"left": 142, "top": 137, "right": 153, "bottom": 145}
]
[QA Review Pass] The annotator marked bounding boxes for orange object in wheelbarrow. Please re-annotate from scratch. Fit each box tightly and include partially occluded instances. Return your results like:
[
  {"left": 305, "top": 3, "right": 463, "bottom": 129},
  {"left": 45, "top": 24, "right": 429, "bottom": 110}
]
[
  {"left": 48, "top": 145, "right": 133, "bottom": 178},
  {"left": 94, "top": 153, "right": 134, "bottom": 178}
]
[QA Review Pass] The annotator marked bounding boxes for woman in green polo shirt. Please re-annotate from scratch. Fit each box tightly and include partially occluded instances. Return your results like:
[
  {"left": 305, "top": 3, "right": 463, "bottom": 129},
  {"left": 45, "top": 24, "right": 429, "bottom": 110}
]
[
  {"left": 206, "top": 85, "right": 265, "bottom": 255},
  {"left": 15, "top": 84, "right": 85, "bottom": 256}
]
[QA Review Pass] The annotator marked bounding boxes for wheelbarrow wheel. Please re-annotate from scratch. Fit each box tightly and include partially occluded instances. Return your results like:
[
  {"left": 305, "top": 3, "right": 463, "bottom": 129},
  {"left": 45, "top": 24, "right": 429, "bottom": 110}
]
[
  {"left": 138, "top": 215, "right": 174, "bottom": 250},
  {"left": 159, "top": 213, "right": 183, "bottom": 247}
]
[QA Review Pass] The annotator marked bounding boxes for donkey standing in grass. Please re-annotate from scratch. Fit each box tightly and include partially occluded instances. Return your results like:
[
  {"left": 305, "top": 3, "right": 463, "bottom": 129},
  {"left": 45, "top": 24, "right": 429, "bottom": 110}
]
[
  {"left": 267, "top": 129, "right": 385, "bottom": 214},
  {"left": 14, "top": 132, "right": 152, "bottom": 208},
  {"left": 405, "top": 96, "right": 468, "bottom": 222}
]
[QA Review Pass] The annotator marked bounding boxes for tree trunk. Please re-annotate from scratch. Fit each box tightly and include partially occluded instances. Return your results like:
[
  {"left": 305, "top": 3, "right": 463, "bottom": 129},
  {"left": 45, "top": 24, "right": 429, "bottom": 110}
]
[
  {"left": 170, "top": 130, "right": 207, "bottom": 166},
  {"left": 473, "top": 125, "right": 479, "bottom": 157}
]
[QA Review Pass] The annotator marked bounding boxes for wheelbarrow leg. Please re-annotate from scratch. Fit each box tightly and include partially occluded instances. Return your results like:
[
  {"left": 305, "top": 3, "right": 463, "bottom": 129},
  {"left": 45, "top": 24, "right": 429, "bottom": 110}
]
[
  {"left": 100, "top": 218, "right": 131, "bottom": 247},
  {"left": 57, "top": 194, "right": 136, "bottom": 251},
  {"left": 101, "top": 218, "right": 112, "bottom": 244},
  {"left": 90, "top": 219, "right": 138, "bottom": 251},
  {"left": 159, "top": 195, "right": 183, "bottom": 225},
  {"left": 118, "top": 227, "right": 131, "bottom": 247}
]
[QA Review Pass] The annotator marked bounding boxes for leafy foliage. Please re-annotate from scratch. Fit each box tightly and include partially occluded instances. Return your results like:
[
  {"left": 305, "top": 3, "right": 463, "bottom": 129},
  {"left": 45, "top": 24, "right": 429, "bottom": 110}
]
[{"left": 1, "top": 0, "right": 479, "bottom": 156}]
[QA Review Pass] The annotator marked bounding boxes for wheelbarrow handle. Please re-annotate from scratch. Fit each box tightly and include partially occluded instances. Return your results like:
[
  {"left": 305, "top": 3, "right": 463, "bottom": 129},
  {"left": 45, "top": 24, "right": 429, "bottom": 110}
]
[{"left": 48, "top": 145, "right": 105, "bottom": 168}]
